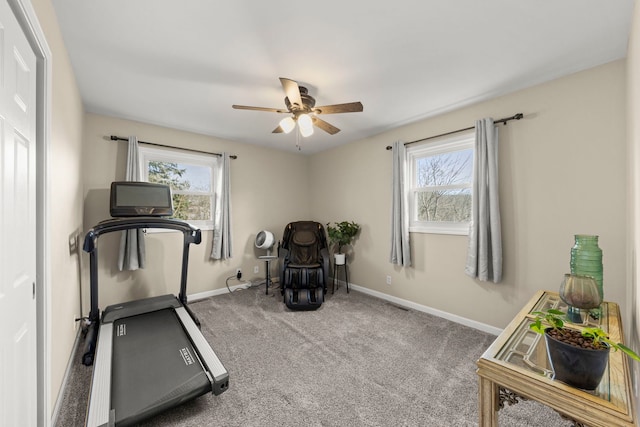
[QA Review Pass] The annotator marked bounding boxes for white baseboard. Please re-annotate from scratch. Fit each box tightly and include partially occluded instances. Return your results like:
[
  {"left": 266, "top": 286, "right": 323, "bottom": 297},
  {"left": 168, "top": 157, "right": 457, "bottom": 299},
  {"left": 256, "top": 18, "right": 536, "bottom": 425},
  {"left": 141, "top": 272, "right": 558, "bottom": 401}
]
[
  {"left": 191, "top": 279, "right": 503, "bottom": 336},
  {"left": 187, "top": 285, "right": 244, "bottom": 301},
  {"left": 188, "top": 277, "right": 279, "bottom": 302},
  {"left": 347, "top": 282, "right": 502, "bottom": 336}
]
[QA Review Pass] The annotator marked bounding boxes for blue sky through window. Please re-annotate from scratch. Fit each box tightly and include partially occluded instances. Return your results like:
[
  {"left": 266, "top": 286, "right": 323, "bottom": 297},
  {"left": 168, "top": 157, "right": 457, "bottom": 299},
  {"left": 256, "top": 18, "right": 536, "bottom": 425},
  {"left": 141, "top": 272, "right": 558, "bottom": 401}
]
[{"left": 172, "top": 163, "right": 211, "bottom": 192}]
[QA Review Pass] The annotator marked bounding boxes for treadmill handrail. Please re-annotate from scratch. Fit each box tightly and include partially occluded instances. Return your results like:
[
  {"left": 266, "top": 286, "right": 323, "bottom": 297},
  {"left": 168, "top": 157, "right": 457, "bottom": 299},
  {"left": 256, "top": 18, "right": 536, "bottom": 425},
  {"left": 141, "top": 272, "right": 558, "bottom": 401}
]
[
  {"left": 83, "top": 217, "right": 201, "bottom": 253},
  {"left": 83, "top": 216, "right": 202, "bottom": 330}
]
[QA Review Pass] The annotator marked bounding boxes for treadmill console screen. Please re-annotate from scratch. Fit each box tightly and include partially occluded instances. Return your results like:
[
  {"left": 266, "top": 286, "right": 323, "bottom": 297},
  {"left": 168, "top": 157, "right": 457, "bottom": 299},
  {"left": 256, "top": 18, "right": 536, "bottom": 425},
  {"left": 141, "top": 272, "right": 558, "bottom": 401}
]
[{"left": 110, "top": 181, "right": 173, "bottom": 217}]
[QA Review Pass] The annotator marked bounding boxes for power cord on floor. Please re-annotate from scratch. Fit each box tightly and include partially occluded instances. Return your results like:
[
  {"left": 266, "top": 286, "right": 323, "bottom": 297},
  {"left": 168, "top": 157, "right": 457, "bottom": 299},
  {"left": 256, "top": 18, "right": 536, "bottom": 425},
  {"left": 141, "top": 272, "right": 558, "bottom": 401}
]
[
  {"left": 225, "top": 271, "right": 280, "bottom": 294},
  {"left": 225, "top": 273, "right": 248, "bottom": 293}
]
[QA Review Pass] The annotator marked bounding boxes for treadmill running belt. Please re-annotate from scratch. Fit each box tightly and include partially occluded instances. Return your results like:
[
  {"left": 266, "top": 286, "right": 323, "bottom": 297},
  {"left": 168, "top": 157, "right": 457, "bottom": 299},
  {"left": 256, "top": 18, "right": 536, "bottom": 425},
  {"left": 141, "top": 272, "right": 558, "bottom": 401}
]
[{"left": 111, "top": 308, "right": 211, "bottom": 426}]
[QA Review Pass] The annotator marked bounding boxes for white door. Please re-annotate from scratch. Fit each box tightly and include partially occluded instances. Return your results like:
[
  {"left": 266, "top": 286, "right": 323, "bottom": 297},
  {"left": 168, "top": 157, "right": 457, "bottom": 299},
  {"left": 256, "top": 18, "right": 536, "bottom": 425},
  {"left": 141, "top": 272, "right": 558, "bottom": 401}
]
[{"left": 0, "top": 0, "right": 38, "bottom": 424}]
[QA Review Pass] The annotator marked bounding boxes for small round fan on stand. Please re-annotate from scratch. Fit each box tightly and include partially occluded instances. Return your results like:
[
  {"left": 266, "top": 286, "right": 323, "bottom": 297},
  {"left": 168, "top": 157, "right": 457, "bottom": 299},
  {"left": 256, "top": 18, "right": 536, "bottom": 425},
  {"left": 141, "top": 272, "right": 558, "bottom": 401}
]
[
  {"left": 255, "top": 230, "right": 275, "bottom": 256},
  {"left": 255, "top": 230, "right": 276, "bottom": 295}
]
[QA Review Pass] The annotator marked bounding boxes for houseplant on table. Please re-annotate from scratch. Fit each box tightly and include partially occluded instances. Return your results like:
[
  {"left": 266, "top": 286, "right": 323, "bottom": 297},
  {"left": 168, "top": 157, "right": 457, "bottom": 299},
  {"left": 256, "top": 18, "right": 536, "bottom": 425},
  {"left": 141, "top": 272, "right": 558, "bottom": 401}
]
[
  {"left": 326, "top": 221, "right": 360, "bottom": 265},
  {"left": 529, "top": 309, "right": 640, "bottom": 390}
]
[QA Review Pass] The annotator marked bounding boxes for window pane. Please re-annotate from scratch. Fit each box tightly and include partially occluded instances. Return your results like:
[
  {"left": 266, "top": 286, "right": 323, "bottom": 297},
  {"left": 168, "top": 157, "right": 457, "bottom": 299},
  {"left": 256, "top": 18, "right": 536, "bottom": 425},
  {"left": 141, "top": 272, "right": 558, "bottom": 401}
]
[
  {"left": 416, "top": 148, "right": 473, "bottom": 187},
  {"left": 172, "top": 194, "right": 211, "bottom": 221},
  {"left": 416, "top": 189, "right": 471, "bottom": 222},
  {"left": 148, "top": 161, "right": 211, "bottom": 192}
]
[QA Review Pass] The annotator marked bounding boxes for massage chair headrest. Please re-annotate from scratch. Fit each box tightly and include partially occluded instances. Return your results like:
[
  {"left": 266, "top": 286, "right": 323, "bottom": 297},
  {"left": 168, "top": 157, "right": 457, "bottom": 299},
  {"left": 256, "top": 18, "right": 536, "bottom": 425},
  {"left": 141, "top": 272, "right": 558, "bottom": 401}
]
[{"left": 292, "top": 230, "right": 317, "bottom": 247}]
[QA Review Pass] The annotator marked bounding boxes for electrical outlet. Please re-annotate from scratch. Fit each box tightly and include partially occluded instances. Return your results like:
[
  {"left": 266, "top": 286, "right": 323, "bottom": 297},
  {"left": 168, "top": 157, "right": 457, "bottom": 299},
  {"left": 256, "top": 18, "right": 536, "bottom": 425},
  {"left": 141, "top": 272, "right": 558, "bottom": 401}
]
[
  {"left": 386, "top": 275, "right": 392, "bottom": 285},
  {"left": 68, "top": 232, "right": 77, "bottom": 254},
  {"left": 254, "top": 265, "right": 259, "bottom": 274}
]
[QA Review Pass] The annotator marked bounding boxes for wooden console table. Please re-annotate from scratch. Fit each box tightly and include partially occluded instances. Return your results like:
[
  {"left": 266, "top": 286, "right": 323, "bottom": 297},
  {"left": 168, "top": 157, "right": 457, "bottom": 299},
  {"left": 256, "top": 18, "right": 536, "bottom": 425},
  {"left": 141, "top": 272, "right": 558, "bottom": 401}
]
[{"left": 476, "top": 290, "right": 636, "bottom": 426}]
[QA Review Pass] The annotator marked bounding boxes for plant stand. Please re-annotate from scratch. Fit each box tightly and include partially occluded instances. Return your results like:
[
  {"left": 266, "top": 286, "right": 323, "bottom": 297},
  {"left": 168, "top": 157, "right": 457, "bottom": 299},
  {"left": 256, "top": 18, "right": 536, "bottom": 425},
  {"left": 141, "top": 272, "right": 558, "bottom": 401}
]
[{"left": 332, "top": 262, "right": 349, "bottom": 294}]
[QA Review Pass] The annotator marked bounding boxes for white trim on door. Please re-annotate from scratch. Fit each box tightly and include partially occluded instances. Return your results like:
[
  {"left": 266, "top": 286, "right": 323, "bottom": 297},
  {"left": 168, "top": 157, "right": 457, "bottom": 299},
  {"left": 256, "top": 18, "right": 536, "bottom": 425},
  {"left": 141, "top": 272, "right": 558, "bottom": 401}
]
[{"left": 6, "top": 0, "right": 52, "bottom": 425}]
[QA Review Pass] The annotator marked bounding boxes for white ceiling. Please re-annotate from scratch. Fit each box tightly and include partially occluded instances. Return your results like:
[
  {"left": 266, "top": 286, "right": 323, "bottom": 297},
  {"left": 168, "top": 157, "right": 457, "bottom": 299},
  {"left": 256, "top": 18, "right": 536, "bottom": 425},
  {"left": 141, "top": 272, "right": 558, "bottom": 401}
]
[{"left": 51, "top": 0, "right": 635, "bottom": 154}]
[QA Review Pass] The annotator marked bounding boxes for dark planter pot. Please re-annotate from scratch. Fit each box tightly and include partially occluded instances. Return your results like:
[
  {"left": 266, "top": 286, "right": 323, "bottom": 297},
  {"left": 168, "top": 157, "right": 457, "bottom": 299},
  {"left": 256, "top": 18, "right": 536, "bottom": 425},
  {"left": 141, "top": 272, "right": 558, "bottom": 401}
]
[{"left": 544, "top": 327, "right": 610, "bottom": 390}]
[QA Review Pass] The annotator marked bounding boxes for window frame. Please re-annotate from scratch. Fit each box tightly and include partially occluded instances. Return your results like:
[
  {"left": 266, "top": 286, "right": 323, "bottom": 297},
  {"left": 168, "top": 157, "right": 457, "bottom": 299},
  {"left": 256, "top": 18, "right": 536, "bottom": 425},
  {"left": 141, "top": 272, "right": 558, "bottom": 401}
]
[
  {"left": 138, "top": 145, "right": 217, "bottom": 231},
  {"left": 406, "top": 132, "right": 474, "bottom": 235}
]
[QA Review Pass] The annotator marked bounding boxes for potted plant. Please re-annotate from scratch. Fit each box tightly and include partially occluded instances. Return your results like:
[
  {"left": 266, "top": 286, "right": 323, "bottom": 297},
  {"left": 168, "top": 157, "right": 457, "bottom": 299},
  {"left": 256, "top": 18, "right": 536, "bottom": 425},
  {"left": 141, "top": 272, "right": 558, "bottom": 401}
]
[
  {"left": 529, "top": 309, "right": 640, "bottom": 390},
  {"left": 326, "top": 221, "right": 360, "bottom": 265}
]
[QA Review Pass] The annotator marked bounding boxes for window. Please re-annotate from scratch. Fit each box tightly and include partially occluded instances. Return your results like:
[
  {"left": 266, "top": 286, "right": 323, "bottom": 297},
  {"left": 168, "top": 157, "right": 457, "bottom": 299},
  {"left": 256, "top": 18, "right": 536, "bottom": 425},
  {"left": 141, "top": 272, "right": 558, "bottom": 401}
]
[
  {"left": 407, "top": 132, "right": 474, "bottom": 235},
  {"left": 138, "top": 146, "right": 217, "bottom": 230}
]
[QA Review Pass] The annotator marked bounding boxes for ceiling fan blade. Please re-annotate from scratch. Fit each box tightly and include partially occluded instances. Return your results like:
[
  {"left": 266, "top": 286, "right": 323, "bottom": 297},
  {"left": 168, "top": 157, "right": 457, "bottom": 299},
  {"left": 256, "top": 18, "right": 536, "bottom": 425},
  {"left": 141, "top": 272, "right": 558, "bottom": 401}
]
[
  {"left": 313, "top": 102, "right": 363, "bottom": 115},
  {"left": 312, "top": 117, "right": 341, "bottom": 135},
  {"left": 232, "top": 104, "right": 288, "bottom": 113},
  {"left": 231, "top": 104, "right": 289, "bottom": 113},
  {"left": 272, "top": 125, "right": 284, "bottom": 133},
  {"left": 279, "top": 77, "right": 303, "bottom": 109}
]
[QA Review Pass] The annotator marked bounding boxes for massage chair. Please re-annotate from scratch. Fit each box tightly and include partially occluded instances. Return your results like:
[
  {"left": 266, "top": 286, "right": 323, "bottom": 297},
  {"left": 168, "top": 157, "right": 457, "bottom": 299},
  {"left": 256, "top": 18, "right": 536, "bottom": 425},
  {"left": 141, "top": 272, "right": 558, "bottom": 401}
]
[{"left": 278, "top": 221, "right": 330, "bottom": 310}]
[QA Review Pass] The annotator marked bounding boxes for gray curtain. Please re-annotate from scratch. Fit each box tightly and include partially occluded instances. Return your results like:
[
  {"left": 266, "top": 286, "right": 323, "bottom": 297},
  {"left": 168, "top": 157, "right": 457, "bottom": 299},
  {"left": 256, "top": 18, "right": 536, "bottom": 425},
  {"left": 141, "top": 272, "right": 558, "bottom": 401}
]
[
  {"left": 465, "top": 118, "right": 502, "bottom": 283},
  {"left": 118, "top": 136, "right": 146, "bottom": 270},
  {"left": 211, "top": 153, "right": 232, "bottom": 260},
  {"left": 390, "top": 141, "right": 411, "bottom": 266}
]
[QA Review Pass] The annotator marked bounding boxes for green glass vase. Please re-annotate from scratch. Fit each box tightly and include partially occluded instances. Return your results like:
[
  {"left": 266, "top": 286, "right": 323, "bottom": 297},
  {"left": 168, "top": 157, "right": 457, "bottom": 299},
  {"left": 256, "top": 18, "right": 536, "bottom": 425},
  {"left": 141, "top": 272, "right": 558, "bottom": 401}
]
[{"left": 569, "top": 235, "right": 603, "bottom": 301}]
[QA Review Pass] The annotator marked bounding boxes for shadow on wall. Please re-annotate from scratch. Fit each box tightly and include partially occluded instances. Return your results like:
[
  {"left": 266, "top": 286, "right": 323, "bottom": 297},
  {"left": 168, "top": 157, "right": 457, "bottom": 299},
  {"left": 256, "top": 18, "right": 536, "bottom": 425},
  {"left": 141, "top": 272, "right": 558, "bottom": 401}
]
[
  {"left": 81, "top": 188, "right": 167, "bottom": 310},
  {"left": 83, "top": 188, "right": 110, "bottom": 235}
]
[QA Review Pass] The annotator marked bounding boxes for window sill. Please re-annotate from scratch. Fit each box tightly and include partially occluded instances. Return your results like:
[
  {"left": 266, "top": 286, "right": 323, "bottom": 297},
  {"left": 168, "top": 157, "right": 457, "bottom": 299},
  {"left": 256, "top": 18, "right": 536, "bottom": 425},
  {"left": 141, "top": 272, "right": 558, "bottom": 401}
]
[{"left": 409, "top": 224, "right": 469, "bottom": 236}]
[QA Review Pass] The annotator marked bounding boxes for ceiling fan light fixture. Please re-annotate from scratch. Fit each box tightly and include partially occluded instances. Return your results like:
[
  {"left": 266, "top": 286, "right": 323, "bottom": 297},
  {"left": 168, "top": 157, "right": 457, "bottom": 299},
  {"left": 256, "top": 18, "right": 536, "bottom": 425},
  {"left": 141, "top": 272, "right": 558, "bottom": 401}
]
[
  {"left": 298, "top": 113, "right": 314, "bottom": 137},
  {"left": 279, "top": 116, "right": 296, "bottom": 134},
  {"left": 233, "top": 78, "right": 362, "bottom": 141},
  {"left": 300, "top": 126, "right": 314, "bottom": 137}
]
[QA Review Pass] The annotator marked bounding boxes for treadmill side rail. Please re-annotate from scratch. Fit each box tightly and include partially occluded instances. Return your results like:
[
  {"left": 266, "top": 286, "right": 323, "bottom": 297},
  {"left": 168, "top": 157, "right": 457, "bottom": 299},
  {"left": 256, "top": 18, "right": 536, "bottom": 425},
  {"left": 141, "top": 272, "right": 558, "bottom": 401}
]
[
  {"left": 175, "top": 307, "right": 229, "bottom": 395},
  {"left": 101, "top": 294, "right": 182, "bottom": 324},
  {"left": 86, "top": 323, "right": 114, "bottom": 427}
]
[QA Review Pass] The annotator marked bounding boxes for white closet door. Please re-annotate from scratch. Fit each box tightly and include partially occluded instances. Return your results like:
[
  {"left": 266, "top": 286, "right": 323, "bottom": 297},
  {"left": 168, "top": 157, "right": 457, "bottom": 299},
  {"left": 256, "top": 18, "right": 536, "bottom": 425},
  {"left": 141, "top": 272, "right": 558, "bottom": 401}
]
[{"left": 0, "top": 0, "right": 38, "bottom": 424}]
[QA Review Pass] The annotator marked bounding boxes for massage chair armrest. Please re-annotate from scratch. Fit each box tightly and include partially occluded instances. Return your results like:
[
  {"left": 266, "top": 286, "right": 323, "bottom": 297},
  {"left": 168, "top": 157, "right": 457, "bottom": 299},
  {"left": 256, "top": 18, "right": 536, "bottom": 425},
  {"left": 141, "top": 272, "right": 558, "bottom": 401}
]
[
  {"left": 320, "top": 248, "right": 330, "bottom": 282},
  {"left": 278, "top": 247, "right": 289, "bottom": 285}
]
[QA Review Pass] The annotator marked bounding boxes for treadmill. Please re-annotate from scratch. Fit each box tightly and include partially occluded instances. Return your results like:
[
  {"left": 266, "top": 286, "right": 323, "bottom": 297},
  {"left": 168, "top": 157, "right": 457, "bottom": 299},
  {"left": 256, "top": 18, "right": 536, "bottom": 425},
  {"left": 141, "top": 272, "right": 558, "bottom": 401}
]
[{"left": 82, "top": 182, "right": 229, "bottom": 427}]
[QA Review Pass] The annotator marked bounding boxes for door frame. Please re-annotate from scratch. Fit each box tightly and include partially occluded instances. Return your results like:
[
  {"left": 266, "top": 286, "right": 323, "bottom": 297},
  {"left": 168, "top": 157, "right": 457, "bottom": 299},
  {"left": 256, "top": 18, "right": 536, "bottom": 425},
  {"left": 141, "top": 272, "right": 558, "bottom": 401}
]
[{"left": 7, "top": 0, "right": 52, "bottom": 425}]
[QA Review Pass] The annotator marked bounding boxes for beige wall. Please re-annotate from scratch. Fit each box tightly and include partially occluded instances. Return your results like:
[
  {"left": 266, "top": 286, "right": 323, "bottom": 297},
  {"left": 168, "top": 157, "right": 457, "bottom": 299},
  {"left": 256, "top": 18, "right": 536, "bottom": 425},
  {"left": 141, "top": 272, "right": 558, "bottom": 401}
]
[
  {"left": 33, "top": 0, "right": 636, "bottom": 417},
  {"left": 30, "top": 0, "right": 85, "bottom": 416},
  {"left": 627, "top": 0, "right": 640, "bottom": 404},
  {"left": 81, "top": 113, "right": 311, "bottom": 308},
  {"left": 310, "top": 60, "right": 628, "bottom": 329}
]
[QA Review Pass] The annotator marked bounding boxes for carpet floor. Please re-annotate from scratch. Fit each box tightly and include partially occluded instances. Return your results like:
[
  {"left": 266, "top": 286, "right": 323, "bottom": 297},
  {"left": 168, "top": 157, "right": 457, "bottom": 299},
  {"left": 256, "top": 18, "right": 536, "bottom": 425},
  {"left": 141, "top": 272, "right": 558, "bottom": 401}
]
[{"left": 55, "top": 285, "right": 569, "bottom": 426}]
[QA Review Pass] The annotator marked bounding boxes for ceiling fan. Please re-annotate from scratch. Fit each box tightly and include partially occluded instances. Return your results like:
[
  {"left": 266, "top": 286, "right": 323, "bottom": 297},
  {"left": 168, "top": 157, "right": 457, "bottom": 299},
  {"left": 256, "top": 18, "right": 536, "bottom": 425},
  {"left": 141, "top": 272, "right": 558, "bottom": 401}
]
[{"left": 232, "top": 77, "right": 363, "bottom": 137}]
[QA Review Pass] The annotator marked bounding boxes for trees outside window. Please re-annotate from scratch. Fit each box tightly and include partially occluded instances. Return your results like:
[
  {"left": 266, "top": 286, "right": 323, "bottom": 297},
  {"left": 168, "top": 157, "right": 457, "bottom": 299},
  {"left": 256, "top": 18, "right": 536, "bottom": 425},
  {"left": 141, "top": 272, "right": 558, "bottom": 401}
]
[
  {"left": 139, "top": 146, "right": 216, "bottom": 229},
  {"left": 407, "top": 132, "right": 474, "bottom": 235}
]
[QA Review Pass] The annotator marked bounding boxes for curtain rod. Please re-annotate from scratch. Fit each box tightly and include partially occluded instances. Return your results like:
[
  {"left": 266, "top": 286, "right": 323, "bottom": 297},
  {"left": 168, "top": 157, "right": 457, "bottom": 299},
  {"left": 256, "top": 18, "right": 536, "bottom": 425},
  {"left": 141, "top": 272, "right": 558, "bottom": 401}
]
[
  {"left": 109, "top": 135, "right": 238, "bottom": 159},
  {"left": 385, "top": 113, "right": 524, "bottom": 151}
]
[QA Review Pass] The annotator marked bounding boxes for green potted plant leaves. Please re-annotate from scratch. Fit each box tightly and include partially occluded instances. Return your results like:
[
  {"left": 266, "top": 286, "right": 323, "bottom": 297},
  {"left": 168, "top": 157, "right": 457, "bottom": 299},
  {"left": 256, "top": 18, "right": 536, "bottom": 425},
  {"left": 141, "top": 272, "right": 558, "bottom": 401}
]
[
  {"left": 529, "top": 309, "right": 640, "bottom": 390},
  {"left": 326, "top": 221, "right": 360, "bottom": 265}
]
